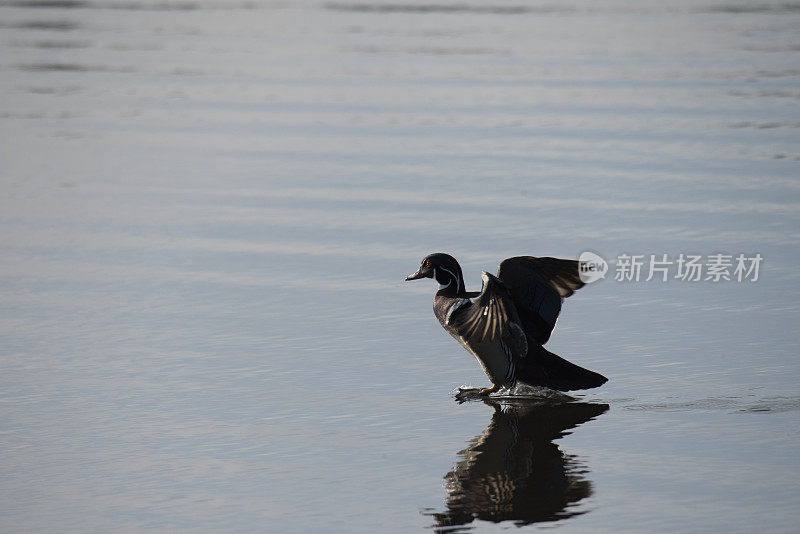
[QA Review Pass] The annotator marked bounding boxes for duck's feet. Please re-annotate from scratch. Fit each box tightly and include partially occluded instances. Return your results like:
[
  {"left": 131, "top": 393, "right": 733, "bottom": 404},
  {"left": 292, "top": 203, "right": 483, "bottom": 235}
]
[{"left": 479, "top": 384, "right": 501, "bottom": 396}]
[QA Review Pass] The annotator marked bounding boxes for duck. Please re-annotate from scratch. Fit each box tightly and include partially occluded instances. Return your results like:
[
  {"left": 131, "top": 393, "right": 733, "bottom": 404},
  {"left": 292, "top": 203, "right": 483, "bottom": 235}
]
[{"left": 405, "top": 253, "right": 607, "bottom": 395}]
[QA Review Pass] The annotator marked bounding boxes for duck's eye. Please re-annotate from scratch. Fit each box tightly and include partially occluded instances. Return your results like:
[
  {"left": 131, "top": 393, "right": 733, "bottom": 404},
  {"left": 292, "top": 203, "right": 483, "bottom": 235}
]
[{"left": 425, "top": 260, "right": 432, "bottom": 267}]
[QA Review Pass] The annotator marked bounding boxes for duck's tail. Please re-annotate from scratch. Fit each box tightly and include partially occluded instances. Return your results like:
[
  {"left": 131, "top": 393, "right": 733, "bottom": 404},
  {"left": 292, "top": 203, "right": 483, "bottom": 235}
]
[{"left": 516, "top": 345, "right": 607, "bottom": 391}]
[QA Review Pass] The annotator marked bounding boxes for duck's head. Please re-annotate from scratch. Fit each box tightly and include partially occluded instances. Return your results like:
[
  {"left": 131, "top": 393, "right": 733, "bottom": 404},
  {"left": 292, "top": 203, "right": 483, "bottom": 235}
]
[{"left": 405, "top": 253, "right": 465, "bottom": 293}]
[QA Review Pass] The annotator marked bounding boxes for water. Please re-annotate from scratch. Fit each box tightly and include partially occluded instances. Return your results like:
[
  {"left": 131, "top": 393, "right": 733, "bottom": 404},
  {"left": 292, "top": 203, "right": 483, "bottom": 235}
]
[{"left": 1, "top": 0, "right": 799, "bottom": 532}]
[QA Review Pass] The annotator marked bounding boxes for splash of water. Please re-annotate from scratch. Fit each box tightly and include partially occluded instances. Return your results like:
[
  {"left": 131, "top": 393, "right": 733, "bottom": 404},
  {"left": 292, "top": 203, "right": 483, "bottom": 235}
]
[{"left": 452, "top": 384, "right": 575, "bottom": 403}]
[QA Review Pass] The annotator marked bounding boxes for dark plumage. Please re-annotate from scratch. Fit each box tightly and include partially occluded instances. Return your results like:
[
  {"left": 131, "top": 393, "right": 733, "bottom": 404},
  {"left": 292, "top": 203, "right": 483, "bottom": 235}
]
[{"left": 405, "top": 253, "right": 607, "bottom": 394}]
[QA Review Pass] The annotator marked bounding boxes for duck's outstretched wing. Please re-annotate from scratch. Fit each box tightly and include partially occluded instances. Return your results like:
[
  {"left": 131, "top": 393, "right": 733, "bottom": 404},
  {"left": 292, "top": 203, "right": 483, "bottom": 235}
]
[
  {"left": 499, "top": 256, "right": 584, "bottom": 298},
  {"left": 450, "top": 271, "right": 527, "bottom": 357},
  {"left": 497, "top": 256, "right": 585, "bottom": 345}
]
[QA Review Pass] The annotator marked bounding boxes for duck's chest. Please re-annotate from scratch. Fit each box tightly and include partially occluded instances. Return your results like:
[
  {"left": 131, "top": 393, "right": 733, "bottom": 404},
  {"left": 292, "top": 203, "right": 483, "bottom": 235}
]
[
  {"left": 433, "top": 296, "right": 515, "bottom": 386},
  {"left": 433, "top": 295, "right": 466, "bottom": 326}
]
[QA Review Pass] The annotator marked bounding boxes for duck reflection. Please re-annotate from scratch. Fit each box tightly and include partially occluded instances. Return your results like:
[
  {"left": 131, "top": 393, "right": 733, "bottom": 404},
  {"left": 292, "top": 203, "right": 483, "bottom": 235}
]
[{"left": 428, "top": 399, "right": 608, "bottom": 531}]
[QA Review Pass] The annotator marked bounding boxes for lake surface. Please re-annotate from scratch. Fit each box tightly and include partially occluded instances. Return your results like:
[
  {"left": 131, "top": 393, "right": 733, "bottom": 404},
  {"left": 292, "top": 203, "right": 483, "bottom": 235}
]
[{"left": 1, "top": 0, "right": 799, "bottom": 532}]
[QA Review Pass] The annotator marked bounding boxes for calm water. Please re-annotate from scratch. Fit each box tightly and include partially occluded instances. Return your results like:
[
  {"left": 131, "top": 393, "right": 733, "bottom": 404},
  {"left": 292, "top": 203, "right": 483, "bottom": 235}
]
[{"left": 1, "top": 0, "right": 799, "bottom": 532}]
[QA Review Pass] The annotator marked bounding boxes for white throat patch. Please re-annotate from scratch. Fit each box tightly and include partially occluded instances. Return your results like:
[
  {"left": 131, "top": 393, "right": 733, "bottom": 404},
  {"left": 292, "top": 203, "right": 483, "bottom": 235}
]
[{"left": 436, "top": 265, "right": 461, "bottom": 291}]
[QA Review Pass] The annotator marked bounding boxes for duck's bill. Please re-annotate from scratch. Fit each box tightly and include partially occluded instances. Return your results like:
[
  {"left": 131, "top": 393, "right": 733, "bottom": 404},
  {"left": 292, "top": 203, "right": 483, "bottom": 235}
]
[{"left": 405, "top": 270, "right": 424, "bottom": 281}]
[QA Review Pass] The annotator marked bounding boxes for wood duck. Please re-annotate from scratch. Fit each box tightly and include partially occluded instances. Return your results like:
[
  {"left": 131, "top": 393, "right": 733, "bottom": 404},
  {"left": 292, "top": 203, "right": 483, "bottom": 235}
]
[{"left": 406, "top": 253, "right": 607, "bottom": 395}]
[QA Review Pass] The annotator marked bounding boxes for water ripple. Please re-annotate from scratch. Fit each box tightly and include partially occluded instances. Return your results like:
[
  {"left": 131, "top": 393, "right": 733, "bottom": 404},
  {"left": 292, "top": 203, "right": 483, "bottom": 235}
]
[{"left": 624, "top": 396, "right": 800, "bottom": 414}]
